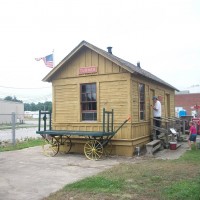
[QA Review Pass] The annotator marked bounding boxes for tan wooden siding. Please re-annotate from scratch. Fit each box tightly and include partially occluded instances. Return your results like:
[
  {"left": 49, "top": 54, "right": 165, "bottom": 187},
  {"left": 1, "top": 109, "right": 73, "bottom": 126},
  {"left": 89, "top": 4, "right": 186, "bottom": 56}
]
[
  {"left": 52, "top": 48, "right": 126, "bottom": 80},
  {"left": 91, "top": 50, "right": 99, "bottom": 66},
  {"left": 99, "top": 80, "right": 128, "bottom": 123},
  {"left": 131, "top": 74, "right": 176, "bottom": 122},
  {"left": 131, "top": 80, "right": 139, "bottom": 122},
  {"left": 48, "top": 46, "right": 176, "bottom": 157},
  {"left": 131, "top": 122, "right": 150, "bottom": 139},
  {"left": 170, "top": 94, "right": 175, "bottom": 116},
  {"left": 52, "top": 73, "right": 130, "bottom": 126},
  {"left": 54, "top": 84, "right": 78, "bottom": 123},
  {"left": 53, "top": 123, "right": 102, "bottom": 132}
]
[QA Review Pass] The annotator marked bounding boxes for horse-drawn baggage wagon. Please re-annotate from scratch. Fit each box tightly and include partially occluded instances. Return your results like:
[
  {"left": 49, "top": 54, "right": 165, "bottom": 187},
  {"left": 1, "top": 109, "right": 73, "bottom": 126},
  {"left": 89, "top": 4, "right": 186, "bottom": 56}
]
[{"left": 36, "top": 109, "right": 130, "bottom": 160}]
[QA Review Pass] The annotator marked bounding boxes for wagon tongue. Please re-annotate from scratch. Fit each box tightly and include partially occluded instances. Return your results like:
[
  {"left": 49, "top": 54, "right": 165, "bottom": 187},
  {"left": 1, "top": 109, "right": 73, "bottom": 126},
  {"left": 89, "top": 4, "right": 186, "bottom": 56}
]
[{"left": 114, "top": 116, "right": 131, "bottom": 133}]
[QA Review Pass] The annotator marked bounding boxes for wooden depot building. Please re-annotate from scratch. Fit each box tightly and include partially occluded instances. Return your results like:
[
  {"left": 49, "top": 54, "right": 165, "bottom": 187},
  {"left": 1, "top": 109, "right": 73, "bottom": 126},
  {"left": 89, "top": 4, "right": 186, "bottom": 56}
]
[{"left": 42, "top": 40, "right": 178, "bottom": 156}]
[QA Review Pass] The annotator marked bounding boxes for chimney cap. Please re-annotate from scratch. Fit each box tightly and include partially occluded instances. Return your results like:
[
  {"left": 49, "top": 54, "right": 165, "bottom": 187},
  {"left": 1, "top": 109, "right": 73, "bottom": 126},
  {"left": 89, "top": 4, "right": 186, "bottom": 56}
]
[
  {"left": 107, "top": 46, "right": 112, "bottom": 54},
  {"left": 137, "top": 62, "right": 141, "bottom": 68}
]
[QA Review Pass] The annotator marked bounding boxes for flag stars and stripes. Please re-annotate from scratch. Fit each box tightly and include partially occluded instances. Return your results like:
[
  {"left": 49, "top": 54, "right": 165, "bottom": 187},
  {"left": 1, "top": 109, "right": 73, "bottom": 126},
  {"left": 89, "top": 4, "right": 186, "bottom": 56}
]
[{"left": 35, "top": 54, "right": 54, "bottom": 68}]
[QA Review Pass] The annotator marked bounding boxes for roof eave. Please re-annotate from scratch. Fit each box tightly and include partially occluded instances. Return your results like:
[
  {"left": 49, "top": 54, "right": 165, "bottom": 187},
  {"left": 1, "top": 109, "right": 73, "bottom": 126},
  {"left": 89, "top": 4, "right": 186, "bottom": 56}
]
[{"left": 42, "top": 40, "right": 179, "bottom": 92}]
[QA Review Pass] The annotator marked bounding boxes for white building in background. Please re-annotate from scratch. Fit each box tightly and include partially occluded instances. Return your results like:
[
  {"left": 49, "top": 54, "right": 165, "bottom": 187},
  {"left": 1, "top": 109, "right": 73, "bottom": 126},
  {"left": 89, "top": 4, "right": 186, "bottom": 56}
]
[
  {"left": 24, "top": 111, "right": 39, "bottom": 119},
  {"left": 0, "top": 99, "right": 24, "bottom": 124}
]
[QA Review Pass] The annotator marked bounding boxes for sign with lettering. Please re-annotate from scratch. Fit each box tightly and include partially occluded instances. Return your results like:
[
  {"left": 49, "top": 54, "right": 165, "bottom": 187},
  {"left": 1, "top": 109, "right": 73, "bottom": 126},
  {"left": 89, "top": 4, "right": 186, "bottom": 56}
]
[{"left": 79, "top": 66, "right": 97, "bottom": 75}]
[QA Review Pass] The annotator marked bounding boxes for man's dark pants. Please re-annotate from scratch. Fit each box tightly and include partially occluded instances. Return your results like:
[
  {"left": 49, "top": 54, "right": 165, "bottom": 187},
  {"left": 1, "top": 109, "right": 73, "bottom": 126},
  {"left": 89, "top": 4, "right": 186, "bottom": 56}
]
[{"left": 154, "top": 117, "right": 161, "bottom": 138}]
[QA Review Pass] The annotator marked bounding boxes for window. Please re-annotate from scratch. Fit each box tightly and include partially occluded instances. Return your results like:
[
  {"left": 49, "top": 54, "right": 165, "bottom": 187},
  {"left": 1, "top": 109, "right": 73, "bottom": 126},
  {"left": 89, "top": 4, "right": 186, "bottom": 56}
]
[
  {"left": 139, "top": 83, "right": 145, "bottom": 120},
  {"left": 81, "top": 83, "right": 97, "bottom": 121}
]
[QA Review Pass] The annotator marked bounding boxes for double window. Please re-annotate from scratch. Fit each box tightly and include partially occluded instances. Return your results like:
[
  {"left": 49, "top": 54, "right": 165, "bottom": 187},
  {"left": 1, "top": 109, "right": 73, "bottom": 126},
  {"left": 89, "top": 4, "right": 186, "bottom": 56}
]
[
  {"left": 81, "top": 83, "right": 97, "bottom": 121},
  {"left": 139, "top": 83, "right": 145, "bottom": 120}
]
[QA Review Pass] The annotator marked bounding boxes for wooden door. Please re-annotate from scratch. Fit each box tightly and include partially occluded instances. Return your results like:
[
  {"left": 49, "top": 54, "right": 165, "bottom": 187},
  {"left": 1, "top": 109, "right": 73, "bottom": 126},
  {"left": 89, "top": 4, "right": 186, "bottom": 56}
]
[{"left": 165, "top": 94, "right": 170, "bottom": 117}]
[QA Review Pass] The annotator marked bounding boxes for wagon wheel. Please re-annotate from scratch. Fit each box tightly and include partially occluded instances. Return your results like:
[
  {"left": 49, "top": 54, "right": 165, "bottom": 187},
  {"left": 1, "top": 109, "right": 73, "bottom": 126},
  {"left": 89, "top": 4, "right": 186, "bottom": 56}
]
[
  {"left": 42, "top": 136, "right": 59, "bottom": 157},
  {"left": 84, "top": 140, "right": 103, "bottom": 160},
  {"left": 103, "top": 140, "right": 113, "bottom": 157},
  {"left": 57, "top": 136, "right": 72, "bottom": 154}
]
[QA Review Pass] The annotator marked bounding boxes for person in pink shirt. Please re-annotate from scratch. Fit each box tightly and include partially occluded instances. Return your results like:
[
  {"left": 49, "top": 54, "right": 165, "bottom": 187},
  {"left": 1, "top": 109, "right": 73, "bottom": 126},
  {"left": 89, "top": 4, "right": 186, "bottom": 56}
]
[{"left": 188, "top": 121, "right": 197, "bottom": 150}]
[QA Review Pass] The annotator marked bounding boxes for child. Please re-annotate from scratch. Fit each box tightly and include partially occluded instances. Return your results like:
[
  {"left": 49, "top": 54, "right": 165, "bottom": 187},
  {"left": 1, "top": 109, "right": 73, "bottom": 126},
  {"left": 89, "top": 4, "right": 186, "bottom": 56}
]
[{"left": 188, "top": 121, "right": 197, "bottom": 150}]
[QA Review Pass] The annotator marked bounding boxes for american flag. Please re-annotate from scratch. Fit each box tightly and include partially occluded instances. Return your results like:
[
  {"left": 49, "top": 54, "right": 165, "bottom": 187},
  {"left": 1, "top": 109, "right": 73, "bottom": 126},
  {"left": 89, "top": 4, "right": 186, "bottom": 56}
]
[{"left": 35, "top": 54, "right": 54, "bottom": 68}]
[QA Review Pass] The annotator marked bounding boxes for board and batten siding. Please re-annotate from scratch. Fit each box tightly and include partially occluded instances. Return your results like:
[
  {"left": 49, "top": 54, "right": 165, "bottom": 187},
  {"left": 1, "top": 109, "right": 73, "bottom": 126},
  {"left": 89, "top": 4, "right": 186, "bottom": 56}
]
[
  {"left": 51, "top": 71, "right": 132, "bottom": 139},
  {"left": 54, "top": 84, "right": 78, "bottom": 123},
  {"left": 48, "top": 44, "right": 176, "bottom": 156},
  {"left": 129, "top": 74, "right": 176, "bottom": 144},
  {"left": 99, "top": 80, "right": 130, "bottom": 140},
  {"left": 52, "top": 48, "right": 126, "bottom": 80}
]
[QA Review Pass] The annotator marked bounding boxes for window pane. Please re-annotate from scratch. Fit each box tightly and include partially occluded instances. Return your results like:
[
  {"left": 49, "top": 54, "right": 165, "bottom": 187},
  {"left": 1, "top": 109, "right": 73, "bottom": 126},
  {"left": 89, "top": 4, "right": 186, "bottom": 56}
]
[
  {"left": 88, "top": 103, "right": 92, "bottom": 110},
  {"left": 87, "top": 93, "right": 92, "bottom": 101},
  {"left": 81, "top": 83, "right": 97, "bottom": 121},
  {"left": 82, "top": 103, "right": 88, "bottom": 111},
  {"left": 86, "top": 85, "right": 91, "bottom": 93},
  {"left": 82, "top": 113, "right": 91, "bottom": 120},
  {"left": 91, "top": 84, "right": 96, "bottom": 92},
  {"left": 139, "top": 84, "right": 144, "bottom": 92},
  {"left": 92, "top": 93, "right": 96, "bottom": 101},
  {"left": 82, "top": 94, "right": 86, "bottom": 101},
  {"left": 81, "top": 85, "right": 86, "bottom": 93},
  {"left": 140, "top": 112, "right": 144, "bottom": 120},
  {"left": 92, "top": 102, "right": 96, "bottom": 110},
  {"left": 140, "top": 95, "right": 145, "bottom": 102},
  {"left": 139, "top": 83, "right": 145, "bottom": 120},
  {"left": 82, "top": 112, "right": 97, "bottom": 120},
  {"left": 140, "top": 102, "right": 144, "bottom": 110}
]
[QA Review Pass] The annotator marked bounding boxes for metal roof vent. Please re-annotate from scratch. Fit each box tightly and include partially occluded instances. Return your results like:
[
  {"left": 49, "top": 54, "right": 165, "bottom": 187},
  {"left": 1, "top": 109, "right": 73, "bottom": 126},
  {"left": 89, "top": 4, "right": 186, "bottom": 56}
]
[
  {"left": 107, "top": 47, "right": 112, "bottom": 54},
  {"left": 137, "top": 62, "right": 141, "bottom": 68}
]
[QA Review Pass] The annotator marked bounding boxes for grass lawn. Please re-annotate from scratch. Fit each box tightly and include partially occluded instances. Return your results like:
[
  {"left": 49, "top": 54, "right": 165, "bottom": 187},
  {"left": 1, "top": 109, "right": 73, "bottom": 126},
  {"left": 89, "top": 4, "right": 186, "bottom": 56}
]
[
  {"left": 0, "top": 138, "right": 44, "bottom": 152},
  {"left": 44, "top": 148, "right": 200, "bottom": 200}
]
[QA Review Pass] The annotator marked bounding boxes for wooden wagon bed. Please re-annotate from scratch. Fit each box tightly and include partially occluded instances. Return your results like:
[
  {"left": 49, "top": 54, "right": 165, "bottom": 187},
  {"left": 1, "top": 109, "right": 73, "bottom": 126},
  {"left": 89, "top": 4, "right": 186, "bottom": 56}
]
[
  {"left": 36, "top": 130, "right": 115, "bottom": 137},
  {"left": 36, "top": 109, "right": 130, "bottom": 160}
]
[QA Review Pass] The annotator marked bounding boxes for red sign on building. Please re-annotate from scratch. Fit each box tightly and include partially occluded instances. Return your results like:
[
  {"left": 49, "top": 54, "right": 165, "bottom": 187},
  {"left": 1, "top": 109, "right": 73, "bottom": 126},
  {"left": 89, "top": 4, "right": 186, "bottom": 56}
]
[{"left": 79, "top": 66, "right": 97, "bottom": 75}]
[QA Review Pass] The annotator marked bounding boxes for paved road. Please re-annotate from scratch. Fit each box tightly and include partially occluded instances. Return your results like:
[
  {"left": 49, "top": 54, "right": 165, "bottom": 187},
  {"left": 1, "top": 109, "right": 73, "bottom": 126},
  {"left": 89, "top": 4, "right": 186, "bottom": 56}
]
[
  {"left": 0, "top": 146, "right": 135, "bottom": 200},
  {"left": 0, "top": 127, "right": 41, "bottom": 142}
]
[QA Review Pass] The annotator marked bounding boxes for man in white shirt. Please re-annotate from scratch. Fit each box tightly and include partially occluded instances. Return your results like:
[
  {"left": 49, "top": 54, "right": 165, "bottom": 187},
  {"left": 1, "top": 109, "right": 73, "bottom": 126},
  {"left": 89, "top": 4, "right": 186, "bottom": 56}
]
[{"left": 152, "top": 96, "right": 162, "bottom": 138}]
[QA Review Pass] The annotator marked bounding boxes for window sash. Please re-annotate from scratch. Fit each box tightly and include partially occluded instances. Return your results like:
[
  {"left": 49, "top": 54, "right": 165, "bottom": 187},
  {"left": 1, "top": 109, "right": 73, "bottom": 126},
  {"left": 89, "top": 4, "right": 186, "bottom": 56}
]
[
  {"left": 139, "top": 83, "right": 145, "bottom": 120},
  {"left": 81, "top": 83, "right": 97, "bottom": 121}
]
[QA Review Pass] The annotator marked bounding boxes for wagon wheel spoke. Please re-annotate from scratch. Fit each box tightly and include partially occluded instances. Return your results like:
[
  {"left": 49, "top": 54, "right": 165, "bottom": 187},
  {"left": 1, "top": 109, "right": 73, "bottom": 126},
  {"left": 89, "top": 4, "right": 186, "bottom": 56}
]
[
  {"left": 42, "top": 135, "right": 59, "bottom": 157},
  {"left": 84, "top": 140, "right": 103, "bottom": 160},
  {"left": 57, "top": 136, "right": 72, "bottom": 154},
  {"left": 103, "top": 140, "right": 113, "bottom": 157}
]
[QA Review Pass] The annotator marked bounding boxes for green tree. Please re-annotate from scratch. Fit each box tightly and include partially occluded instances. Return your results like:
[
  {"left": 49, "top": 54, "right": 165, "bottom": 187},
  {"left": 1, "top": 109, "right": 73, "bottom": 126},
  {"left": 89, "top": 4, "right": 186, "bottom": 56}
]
[
  {"left": 4, "top": 96, "right": 52, "bottom": 111},
  {"left": 4, "top": 96, "right": 23, "bottom": 103},
  {"left": 44, "top": 101, "right": 52, "bottom": 112},
  {"left": 24, "top": 101, "right": 52, "bottom": 111}
]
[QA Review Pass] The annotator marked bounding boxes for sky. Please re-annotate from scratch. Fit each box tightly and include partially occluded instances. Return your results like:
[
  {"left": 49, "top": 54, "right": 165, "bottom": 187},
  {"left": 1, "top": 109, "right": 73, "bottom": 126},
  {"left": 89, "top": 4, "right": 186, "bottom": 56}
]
[{"left": 0, "top": 0, "right": 199, "bottom": 103}]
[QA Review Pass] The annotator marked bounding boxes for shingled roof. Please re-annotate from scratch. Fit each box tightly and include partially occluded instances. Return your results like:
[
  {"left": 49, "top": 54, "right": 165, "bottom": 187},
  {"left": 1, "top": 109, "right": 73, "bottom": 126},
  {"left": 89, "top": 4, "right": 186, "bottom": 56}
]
[{"left": 43, "top": 40, "right": 178, "bottom": 91}]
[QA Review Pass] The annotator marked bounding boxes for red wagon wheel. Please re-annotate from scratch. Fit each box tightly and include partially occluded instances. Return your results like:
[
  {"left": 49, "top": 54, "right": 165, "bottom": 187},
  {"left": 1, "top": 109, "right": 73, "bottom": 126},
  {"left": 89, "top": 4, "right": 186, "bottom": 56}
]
[
  {"left": 42, "top": 135, "right": 59, "bottom": 157},
  {"left": 84, "top": 140, "right": 103, "bottom": 160}
]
